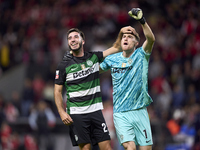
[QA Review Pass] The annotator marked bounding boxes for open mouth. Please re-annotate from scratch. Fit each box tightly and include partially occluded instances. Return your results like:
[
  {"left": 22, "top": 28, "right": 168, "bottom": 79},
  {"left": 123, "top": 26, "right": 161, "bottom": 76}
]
[
  {"left": 123, "top": 42, "right": 128, "bottom": 45},
  {"left": 71, "top": 43, "right": 78, "bottom": 47}
]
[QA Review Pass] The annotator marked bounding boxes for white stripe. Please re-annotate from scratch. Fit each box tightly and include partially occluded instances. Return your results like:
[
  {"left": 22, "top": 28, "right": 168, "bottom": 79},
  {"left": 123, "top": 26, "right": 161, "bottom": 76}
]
[
  {"left": 70, "top": 102, "right": 103, "bottom": 114},
  {"left": 66, "top": 62, "right": 99, "bottom": 81},
  {"left": 69, "top": 86, "right": 100, "bottom": 98}
]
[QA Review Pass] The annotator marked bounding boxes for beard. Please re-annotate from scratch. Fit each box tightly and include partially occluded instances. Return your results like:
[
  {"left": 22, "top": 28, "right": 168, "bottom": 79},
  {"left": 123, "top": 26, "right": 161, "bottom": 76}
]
[{"left": 68, "top": 41, "right": 82, "bottom": 52}]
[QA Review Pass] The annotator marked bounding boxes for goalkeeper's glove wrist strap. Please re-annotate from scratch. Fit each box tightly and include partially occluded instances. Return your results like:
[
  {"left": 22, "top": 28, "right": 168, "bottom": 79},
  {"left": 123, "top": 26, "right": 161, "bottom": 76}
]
[{"left": 139, "top": 17, "right": 146, "bottom": 24}]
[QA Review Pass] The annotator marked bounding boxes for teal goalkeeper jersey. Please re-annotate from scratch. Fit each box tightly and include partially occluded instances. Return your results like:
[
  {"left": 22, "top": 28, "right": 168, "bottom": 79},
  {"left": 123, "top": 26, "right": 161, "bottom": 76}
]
[{"left": 100, "top": 47, "right": 153, "bottom": 113}]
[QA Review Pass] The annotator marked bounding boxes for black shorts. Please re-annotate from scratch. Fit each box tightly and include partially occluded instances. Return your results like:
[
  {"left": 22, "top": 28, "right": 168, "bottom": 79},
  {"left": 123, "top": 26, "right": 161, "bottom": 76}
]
[{"left": 69, "top": 110, "right": 111, "bottom": 146}]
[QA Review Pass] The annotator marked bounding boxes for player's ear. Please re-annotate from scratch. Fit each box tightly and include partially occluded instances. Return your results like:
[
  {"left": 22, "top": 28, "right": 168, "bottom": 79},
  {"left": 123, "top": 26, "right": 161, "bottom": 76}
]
[
  {"left": 135, "top": 41, "right": 139, "bottom": 47},
  {"left": 82, "top": 40, "right": 85, "bottom": 45}
]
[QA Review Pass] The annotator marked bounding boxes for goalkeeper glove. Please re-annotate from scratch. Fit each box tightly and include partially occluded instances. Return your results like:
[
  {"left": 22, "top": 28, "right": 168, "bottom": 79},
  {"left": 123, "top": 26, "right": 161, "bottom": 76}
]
[{"left": 128, "top": 8, "right": 146, "bottom": 24}]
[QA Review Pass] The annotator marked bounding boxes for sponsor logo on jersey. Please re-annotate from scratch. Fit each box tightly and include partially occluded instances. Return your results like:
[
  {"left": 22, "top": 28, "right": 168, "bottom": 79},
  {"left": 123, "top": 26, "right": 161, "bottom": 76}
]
[
  {"left": 73, "top": 67, "right": 94, "bottom": 78},
  {"left": 71, "top": 65, "right": 78, "bottom": 71},
  {"left": 55, "top": 70, "right": 59, "bottom": 79},
  {"left": 111, "top": 66, "right": 133, "bottom": 73}
]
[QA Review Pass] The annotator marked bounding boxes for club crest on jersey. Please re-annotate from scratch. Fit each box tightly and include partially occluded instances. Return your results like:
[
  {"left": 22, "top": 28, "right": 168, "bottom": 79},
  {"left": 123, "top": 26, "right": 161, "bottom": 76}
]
[
  {"left": 81, "top": 64, "right": 86, "bottom": 70},
  {"left": 122, "top": 63, "right": 126, "bottom": 67},
  {"left": 86, "top": 60, "right": 93, "bottom": 66},
  {"left": 55, "top": 70, "right": 59, "bottom": 79},
  {"left": 128, "top": 58, "right": 133, "bottom": 64}
]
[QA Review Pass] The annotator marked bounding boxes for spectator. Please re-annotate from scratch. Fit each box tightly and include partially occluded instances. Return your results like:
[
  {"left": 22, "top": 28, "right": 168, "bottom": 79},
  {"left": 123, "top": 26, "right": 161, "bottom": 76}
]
[
  {"left": 24, "top": 134, "right": 38, "bottom": 150},
  {"left": 32, "top": 73, "right": 45, "bottom": 103},
  {"left": 21, "top": 78, "right": 35, "bottom": 117},
  {"left": 3, "top": 101, "right": 19, "bottom": 123},
  {"left": 28, "top": 101, "right": 56, "bottom": 150},
  {"left": 0, "top": 94, "right": 5, "bottom": 127}
]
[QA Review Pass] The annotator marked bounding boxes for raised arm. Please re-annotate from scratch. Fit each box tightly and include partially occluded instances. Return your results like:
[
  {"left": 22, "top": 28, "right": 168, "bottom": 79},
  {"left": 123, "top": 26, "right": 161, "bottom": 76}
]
[
  {"left": 141, "top": 23, "right": 155, "bottom": 53},
  {"left": 128, "top": 8, "right": 155, "bottom": 53},
  {"left": 102, "top": 26, "right": 136, "bottom": 58}
]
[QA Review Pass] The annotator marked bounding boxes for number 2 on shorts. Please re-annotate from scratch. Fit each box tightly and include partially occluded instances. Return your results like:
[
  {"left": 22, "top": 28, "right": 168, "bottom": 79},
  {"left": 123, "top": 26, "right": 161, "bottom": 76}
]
[{"left": 102, "top": 123, "right": 108, "bottom": 132}]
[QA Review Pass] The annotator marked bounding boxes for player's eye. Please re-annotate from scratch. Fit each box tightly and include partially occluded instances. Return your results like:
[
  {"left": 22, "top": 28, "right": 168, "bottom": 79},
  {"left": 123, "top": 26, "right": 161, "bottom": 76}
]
[
  {"left": 128, "top": 35, "right": 134, "bottom": 39},
  {"left": 122, "top": 35, "right": 126, "bottom": 39},
  {"left": 68, "top": 36, "right": 72, "bottom": 40},
  {"left": 74, "top": 35, "right": 79, "bottom": 38}
]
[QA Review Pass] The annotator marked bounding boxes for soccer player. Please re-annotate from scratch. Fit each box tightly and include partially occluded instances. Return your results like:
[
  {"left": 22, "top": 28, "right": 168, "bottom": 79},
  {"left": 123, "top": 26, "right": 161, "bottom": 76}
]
[
  {"left": 100, "top": 8, "right": 155, "bottom": 150},
  {"left": 54, "top": 27, "right": 135, "bottom": 150}
]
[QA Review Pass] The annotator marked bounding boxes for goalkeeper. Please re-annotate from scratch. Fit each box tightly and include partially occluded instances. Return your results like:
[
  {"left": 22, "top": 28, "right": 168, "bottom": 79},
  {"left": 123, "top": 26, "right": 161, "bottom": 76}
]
[{"left": 100, "top": 8, "right": 155, "bottom": 150}]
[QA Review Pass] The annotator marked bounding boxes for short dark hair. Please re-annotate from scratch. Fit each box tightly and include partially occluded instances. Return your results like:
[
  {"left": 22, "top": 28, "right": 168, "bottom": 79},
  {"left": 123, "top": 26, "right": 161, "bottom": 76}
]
[{"left": 67, "top": 28, "right": 85, "bottom": 40}]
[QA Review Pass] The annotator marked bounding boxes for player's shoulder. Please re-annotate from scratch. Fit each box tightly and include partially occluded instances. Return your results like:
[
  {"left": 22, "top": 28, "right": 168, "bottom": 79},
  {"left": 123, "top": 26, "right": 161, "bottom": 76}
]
[
  {"left": 62, "top": 51, "right": 73, "bottom": 61},
  {"left": 136, "top": 46, "right": 143, "bottom": 52},
  {"left": 87, "top": 51, "right": 103, "bottom": 58},
  {"left": 57, "top": 52, "right": 74, "bottom": 69},
  {"left": 56, "top": 60, "right": 68, "bottom": 70},
  {"left": 136, "top": 46, "right": 151, "bottom": 56},
  {"left": 105, "top": 52, "right": 122, "bottom": 60}
]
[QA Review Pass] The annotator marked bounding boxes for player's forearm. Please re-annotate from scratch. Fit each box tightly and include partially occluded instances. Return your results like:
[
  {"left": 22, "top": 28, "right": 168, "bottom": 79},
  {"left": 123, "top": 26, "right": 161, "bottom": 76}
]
[
  {"left": 103, "top": 47, "right": 119, "bottom": 58},
  {"left": 141, "top": 23, "right": 155, "bottom": 53},
  {"left": 102, "top": 32, "right": 122, "bottom": 58},
  {"left": 113, "top": 30, "right": 123, "bottom": 50},
  {"left": 142, "top": 23, "right": 155, "bottom": 44},
  {"left": 102, "top": 30, "right": 123, "bottom": 58},
  {"left": 54, "top": 90, "right": 66, "bottom": 115}
]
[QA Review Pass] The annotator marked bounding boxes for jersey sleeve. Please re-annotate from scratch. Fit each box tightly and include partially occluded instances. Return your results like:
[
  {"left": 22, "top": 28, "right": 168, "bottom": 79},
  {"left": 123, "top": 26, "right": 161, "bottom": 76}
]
[
  {"left": 93, "top": 51, "right": 104, "bottom": 63},
  {"left": 54, "top": 61, "right": 66, "bottom": 85},
  {"left": 140, "top": 46, "right": 151, "bottom": 56},
  {"left": 100, "top": 57, "right": 111, "bottom": 71}
]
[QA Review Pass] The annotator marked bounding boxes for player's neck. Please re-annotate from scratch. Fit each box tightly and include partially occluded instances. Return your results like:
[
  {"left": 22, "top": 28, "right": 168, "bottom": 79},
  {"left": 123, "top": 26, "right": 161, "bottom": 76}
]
[
  {"left": 72, "top": 48, "right": 84, "bottom": 57},
  {"left": 123, "top": 49, "right": 134, "bottom": 58}
]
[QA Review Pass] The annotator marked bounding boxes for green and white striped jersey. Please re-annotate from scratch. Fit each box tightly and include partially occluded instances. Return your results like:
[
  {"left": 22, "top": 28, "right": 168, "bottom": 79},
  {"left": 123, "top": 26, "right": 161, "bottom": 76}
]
[{"left": 55, "top": 51, "right": 104, "bottom": 114}]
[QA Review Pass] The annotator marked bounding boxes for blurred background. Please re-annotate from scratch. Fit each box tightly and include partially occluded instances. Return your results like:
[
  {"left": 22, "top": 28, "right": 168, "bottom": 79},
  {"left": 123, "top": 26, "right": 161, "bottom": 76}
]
[{"left": 0, "top": 0, "right": 200, "bottom": 150}]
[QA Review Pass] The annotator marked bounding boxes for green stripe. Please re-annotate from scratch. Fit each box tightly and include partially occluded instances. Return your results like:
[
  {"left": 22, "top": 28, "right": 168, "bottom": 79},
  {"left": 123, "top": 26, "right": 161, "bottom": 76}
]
[
  {"left": 65, "top": 54, "right": 99, "bottom": 73},
  {"left": 65, "top": 63, "right": 78, "bottom": 74},
  {"left": 67, "top": 78, "right": 100, "bottom": 92}
]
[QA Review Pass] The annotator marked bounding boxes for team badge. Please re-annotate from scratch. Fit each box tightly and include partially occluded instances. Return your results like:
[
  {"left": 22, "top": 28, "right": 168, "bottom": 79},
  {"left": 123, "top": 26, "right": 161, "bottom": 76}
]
[
  {"left": 55, "top": 70, "right": 59, "bottom": 79},
  {"left": 128, "top": 58, "right": 133, "bottom": 64},
  {"left": 86, "top": 60, "right": 93, "bottom": 66}
]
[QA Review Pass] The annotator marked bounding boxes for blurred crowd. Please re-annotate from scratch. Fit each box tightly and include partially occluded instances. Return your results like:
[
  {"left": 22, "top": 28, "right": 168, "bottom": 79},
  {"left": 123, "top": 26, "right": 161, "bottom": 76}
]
[{"left": 0, "top": 0, "right": 200, "bottom": 150}]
